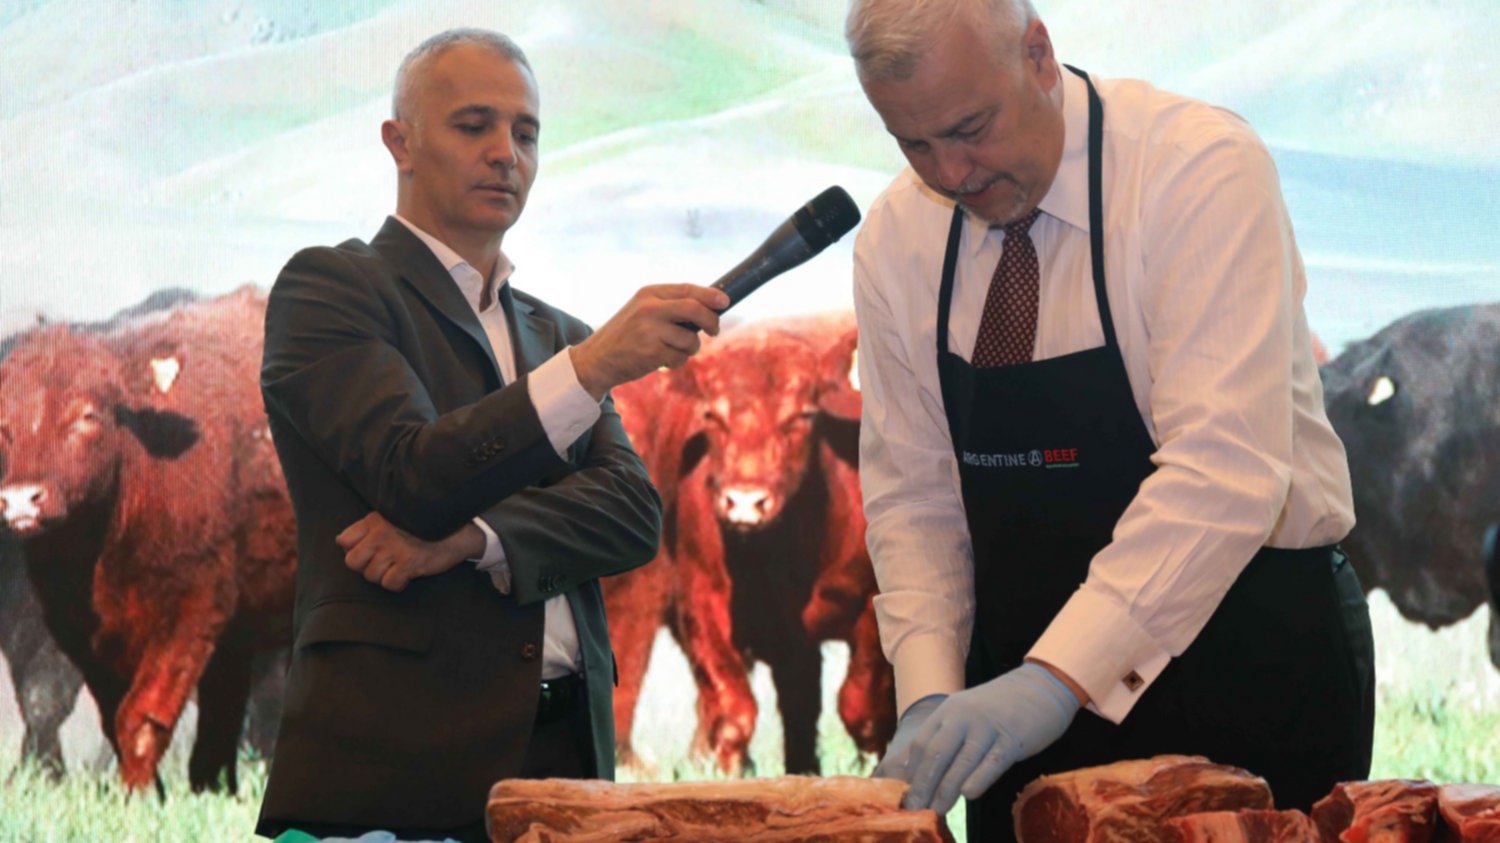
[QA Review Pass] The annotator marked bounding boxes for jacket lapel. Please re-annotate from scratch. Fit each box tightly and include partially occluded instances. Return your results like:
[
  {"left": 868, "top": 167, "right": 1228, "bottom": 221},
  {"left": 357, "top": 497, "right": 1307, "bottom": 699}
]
[
  {"left": 501, "top": 283, "right": 556, "bottom": 376},
  {"left": 371, "top": 216, "right": 502, "bottom": 378}
]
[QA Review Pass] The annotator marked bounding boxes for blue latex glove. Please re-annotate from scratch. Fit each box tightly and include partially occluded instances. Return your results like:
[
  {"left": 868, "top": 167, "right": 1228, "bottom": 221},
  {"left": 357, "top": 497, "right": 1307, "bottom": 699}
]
[
  {"left": 873, "top": 693, "right": 947, "bottom": 780},
  {"left": 886, "top": 663, "right": 1080, "bottom": 815}
]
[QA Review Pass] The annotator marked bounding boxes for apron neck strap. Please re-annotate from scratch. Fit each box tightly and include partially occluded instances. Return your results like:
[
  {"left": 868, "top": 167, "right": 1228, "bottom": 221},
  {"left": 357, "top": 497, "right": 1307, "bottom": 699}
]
[{"left": 1068, "top": 64, "right": 1117, "bottom": 350}]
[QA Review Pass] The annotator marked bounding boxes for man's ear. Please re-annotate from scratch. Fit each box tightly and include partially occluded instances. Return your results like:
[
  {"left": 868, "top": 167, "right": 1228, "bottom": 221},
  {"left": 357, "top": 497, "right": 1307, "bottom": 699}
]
[
  {"left": 1023, "top": 19, "right": 1056, "bottom": 77},
  {"left": 382, "top": 119, "right": 414, "bottom": 174}
]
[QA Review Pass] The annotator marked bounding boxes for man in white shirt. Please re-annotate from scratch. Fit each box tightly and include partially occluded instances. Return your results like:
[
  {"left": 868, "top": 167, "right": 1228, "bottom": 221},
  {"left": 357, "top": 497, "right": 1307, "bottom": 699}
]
[
  {"left": 255, "top": 29, "right": 727, "bottom": 842},
  {"left": 845, "top": 1, "right": 1375, "bottom": 837}
]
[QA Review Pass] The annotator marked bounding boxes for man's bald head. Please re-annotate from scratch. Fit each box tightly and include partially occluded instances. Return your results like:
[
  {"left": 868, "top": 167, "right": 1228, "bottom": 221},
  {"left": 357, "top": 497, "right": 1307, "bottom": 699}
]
[{"left": 392, "top": 28, "right": 532, "bottom": 124}]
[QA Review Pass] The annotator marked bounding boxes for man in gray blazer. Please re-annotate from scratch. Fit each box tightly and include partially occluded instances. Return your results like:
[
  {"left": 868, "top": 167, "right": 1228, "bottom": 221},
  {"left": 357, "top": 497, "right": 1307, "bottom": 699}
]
[{"left": 255, "top": 28, "right": 727, "bottom": 842}]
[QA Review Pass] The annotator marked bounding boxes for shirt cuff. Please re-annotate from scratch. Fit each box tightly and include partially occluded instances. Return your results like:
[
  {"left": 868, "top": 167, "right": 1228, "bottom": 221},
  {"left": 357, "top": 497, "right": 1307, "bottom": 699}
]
[
  {"left": 469, "top": 518, "right": 511, "bottom": 594},
  {"left": 531, "top": 347, "right": 603, "bottom": 457},
  {"left": 891, "top": 632, "right": 968, "bottom": 718},
  {"left": 1026, "top": 586, "right": 1172, "bottom": 724}
]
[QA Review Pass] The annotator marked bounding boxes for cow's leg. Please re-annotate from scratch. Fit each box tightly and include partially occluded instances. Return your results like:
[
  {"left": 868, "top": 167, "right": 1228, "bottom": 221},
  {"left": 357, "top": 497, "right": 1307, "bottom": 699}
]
[
  {"left": 1489, "top": 610, "right": 1500, "bottom": 672},
  {"left": 15, "top": 644, "right": 82, "bottom": 779},
  {"left": 802, "top": 452, "right": 872, "bottom": 643},
  {"left": 1487, "top": 525, "right": 1500, "bottom": 671},
  {"left": 188, "top": 623, "right": 253, "bottom": 793},
  {"left": 838, "top": 598, "right": 896, "bottom": 758},
  {"left": 244, "top": 646, "right": 288, "bottom": 761},
  {"left": 767, "top": 633, "right": 822, "bottom": 775},
  {"left": 4, "top": 611, "right": 83, "bottom": 778},
  {"left": 113, "top": 611, "right": 223, "bottom": 790},
  {"left": 602, "top": 553, "right": 670, "bottom": 772},
  {"left": 674, "top": 475, "right": 756, "bottom": 774}
]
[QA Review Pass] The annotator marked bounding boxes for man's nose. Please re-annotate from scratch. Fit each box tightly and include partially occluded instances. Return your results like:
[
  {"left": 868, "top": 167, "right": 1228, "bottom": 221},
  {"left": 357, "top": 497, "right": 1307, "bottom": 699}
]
[
  {"left": 487, "top": 132, "right": 516, "bottom": 168},
  {"left": 934, "top": 144, "right": 973, "bottom": 194}
]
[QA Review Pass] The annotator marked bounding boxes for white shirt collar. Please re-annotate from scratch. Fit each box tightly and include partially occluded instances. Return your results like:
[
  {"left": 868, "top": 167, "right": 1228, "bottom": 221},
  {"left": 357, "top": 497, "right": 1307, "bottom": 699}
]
[{"left": 392, "top": 214, "right": 515, "bottom": 313}]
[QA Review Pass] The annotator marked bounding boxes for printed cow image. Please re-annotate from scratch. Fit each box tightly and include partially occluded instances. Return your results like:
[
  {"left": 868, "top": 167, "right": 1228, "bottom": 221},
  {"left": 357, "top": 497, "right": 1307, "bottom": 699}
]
[
  {"left": 606, "top": 314, "right": 895, "bottom": 775},
  {"left": 0, "top": 286, "right": 295, "bottom": 791},
  {"left": 0, "top": 292, "right": 287, "bottom": 780},
  {"left": 1321, "top": 303, "right": 1500, "bottom": 668}
]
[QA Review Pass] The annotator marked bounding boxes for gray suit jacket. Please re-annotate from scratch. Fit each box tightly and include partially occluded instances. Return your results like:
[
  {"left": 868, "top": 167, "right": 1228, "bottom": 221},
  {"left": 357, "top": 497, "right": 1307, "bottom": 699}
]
[{"left": 255, "top": 217, "right": 660, "bottom": 837}]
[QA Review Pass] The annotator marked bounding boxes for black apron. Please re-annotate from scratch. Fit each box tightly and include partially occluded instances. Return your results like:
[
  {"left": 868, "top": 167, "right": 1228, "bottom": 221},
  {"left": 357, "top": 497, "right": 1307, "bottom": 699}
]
[{"left": 935, "top": 67, "right": 1375, "bottom": 841}]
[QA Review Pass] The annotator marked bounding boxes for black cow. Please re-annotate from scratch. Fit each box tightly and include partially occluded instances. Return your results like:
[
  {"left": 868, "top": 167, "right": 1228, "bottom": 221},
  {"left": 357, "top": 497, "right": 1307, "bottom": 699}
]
[{"left": 1321, "top": 303, "right": 1500, "bottom": 669}]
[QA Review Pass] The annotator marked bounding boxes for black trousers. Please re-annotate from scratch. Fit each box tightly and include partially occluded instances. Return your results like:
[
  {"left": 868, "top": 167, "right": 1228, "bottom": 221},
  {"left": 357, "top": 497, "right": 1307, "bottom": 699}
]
[
  {"left": 970, "top": 546, "right": 1377, "bottom": 842},
  {"left": 519, "top": 679, "right": 597, "bottom": 780}
]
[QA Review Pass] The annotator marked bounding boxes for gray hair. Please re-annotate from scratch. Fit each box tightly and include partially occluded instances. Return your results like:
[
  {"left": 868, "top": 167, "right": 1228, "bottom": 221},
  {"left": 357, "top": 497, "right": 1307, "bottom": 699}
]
[
  {"left": 846, "top": 0, "right": 1039, "bottom": 83},
  {"left": 392, "top": 28, "right": 532, "bottom": 121}
]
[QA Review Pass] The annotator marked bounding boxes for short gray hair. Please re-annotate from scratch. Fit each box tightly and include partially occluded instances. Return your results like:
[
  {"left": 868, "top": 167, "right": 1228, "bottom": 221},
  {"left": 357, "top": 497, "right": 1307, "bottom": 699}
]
[
  {"left": 846, "top": 0, "right": 1038, "bottom": 83},
  {"left": 392, "top": 28, "right": 532, "bottom": 121}
]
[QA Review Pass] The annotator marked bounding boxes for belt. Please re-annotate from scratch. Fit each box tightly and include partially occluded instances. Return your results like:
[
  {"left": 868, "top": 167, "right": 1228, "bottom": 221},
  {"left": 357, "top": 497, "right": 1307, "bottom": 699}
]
[{"left": 535, "top": 674, "right": 584, "bottom": 725}]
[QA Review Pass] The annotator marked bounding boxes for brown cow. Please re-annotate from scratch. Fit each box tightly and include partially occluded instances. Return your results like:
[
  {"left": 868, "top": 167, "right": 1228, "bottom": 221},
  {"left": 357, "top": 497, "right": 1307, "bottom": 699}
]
[
  {"left": 0, "top": 285, "right": 294, "bottom": 792},
  {"left": 606, "top": 314, "right": 895, "bottom": 775}
]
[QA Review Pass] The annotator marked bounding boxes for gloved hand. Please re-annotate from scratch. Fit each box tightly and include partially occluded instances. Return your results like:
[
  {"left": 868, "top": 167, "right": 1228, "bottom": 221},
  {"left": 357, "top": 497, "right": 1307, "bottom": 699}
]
[
  {"left": 873, "top": 693, "right": 947, "bottom": 780},
  {"left": 887, "top": 663, "right": 1081, "bottom": 815}
]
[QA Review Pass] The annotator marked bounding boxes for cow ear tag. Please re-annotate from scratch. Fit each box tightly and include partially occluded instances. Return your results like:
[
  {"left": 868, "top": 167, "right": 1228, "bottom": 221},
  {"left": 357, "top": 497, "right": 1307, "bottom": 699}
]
[
  {"left": 1365, "top": 376, "right": 1396, "bottom": 407},
  {"left": 149, "top": 357, "right": 182, "bottom": 394}
]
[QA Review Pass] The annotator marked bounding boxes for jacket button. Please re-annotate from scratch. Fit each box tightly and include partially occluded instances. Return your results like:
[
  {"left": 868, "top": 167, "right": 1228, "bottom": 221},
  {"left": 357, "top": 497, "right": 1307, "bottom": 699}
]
[{"left": 520, "top": 642, "right": 539, "bottom": 660}]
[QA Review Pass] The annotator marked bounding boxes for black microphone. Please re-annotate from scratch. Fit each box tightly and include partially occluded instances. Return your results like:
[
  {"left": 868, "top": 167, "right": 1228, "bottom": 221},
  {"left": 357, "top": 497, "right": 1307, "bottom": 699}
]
[{"left": 681, "top": 186, "right": 862, "bottom": 329}]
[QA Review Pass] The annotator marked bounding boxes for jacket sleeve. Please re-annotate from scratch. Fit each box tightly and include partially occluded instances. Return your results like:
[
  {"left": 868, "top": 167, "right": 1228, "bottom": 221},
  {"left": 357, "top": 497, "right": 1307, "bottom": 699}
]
[
  {"left": 479, "top": 384, "right": 663, "bottom": 606},
  {"left": 260, "top": 245, "right": 571, "bottom": 540}
]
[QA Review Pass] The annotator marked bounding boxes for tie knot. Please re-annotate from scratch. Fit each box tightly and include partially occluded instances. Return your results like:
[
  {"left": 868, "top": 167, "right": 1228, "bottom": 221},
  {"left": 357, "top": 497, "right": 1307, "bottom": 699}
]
[{"left": 1003, "top": 208, "right": 1042, "bottom": 237}]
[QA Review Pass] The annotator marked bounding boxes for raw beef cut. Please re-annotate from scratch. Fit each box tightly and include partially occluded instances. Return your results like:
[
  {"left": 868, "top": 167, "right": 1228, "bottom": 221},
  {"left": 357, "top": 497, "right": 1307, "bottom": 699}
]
[
  {"left": 1436, "top": 784, "right": 1500, "bottom": 842},
  {"left": 1011, "top": 755, "right": 1273, "bottom": 843},
  {"left": 1168, "top": 809, "right": 1320, "bottom": 842},
  {"left": 485, "top": 775, "right": 953, "bottom": 842},
  {"left": 1310, "top": 780, "right": 1438, "bottom": 842}
]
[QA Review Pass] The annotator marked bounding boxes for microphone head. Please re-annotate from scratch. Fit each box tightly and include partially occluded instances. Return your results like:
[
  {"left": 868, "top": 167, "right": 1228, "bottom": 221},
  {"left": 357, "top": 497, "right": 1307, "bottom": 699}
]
[{"left": 791, "top": 186, "right": 862, "bottom": 252}]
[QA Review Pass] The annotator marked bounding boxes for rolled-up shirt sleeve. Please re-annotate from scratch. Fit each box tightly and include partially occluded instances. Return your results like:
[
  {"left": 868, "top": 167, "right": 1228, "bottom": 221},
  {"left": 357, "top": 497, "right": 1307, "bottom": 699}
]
[
  {"left": 854, "top": 222, "right": 976, "bottom": 718},
  {"left": 1028, "top": 128, "right": 1300, "bottom": 723}
]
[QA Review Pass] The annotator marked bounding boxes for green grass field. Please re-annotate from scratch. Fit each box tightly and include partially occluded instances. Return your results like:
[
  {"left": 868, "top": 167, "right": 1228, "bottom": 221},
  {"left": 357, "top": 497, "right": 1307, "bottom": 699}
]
[{"left": 1, "top": 592, "right": 1495, "bottom": 842}]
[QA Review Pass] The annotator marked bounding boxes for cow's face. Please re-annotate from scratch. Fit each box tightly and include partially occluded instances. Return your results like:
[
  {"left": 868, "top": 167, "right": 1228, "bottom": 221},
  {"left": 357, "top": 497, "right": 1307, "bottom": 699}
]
[
  {"left": 687, "top": 324, "right": 861, "bottom": 532},
  {"left": 0, "top": 328, "right": 133, "bottom": 538}
]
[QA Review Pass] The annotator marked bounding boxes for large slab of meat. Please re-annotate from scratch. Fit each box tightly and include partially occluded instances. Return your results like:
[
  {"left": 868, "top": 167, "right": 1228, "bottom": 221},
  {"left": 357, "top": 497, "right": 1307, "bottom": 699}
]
[
  {"left": 1012, "top": 755, "right": 1274, "bottom": 843},
  {"left": 1310, "top": 779, "right": 1439, "bottom": 842},
  {"left": 485, "top": 775, "right": 953, "bottom": 842},
  {"left": 1436, "top": 784, "right": 1500, "bottom": 842},
  {"left": 1167, "top": 809, "right": 1321, "bottom": 842}
]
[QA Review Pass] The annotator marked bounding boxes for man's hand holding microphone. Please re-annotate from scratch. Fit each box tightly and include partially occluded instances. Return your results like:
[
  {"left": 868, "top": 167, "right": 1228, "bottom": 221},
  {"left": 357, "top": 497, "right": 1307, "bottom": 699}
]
[{"left": 570, "top": 284, "right": 729, "bottom": 401}]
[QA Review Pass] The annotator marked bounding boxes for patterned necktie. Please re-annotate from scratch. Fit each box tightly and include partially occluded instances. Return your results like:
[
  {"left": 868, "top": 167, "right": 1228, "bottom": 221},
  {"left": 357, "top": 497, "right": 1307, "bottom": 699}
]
[{"left": 971, "top": 208, "right": 1042, "bottom": 368}]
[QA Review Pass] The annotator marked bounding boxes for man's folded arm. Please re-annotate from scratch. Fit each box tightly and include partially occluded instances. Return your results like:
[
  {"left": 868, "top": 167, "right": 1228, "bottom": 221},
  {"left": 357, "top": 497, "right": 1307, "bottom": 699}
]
[
  {"left": 260, "top": 246, "right": 567, "bottom": 540},
  {"left": 480, "top": 383, "right": 662, "bottom": 605}
]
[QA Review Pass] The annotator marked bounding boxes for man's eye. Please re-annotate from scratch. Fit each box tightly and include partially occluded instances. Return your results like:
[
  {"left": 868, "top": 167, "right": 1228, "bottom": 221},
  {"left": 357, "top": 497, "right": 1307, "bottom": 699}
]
[
  {"left": 516, "top": 130, "right": 538, "bottom": 146},
  {"left": 457, "top": 123, "right": 485, "bottom": 134},
  {"left": 899, "top": 139, "right": 929, "bottom": 153}
]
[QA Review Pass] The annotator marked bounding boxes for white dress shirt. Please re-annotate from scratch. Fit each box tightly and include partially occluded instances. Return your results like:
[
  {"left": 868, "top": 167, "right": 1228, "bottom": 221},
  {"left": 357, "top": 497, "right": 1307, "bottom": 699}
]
[
  {"left": 853, "top": 70, "right": 1355, "bottom": 723},
  {"left": 395, "top": 215, "right": 602, "bottom": 680}
]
